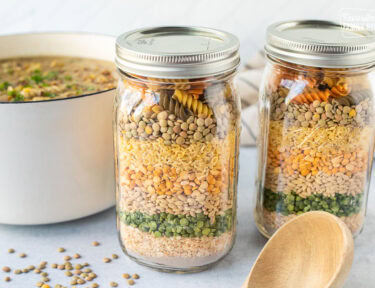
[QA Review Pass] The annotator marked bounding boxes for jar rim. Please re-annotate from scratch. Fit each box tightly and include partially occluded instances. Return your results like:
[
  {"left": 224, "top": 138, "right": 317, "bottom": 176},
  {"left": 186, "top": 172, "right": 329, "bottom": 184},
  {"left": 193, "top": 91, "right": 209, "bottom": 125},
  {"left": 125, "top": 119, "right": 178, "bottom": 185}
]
[
  {"left": 115, "top": 26, "right": 240, "bottom": 79},
  {"left": 266, "top": 20, "right": 375, "bottom": 68},
  {"left": 117, "top": 68, "right": 238, "bottom": 85},
  {"left": 266, "top": 54, "right": 375, "bottom": 75}
]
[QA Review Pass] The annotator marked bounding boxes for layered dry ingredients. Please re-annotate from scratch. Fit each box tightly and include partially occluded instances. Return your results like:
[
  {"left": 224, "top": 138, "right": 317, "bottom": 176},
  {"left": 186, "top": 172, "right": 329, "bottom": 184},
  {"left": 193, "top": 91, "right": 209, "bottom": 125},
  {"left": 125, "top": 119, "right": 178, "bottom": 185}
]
[
  {"left": 116, "top": 74, "right": 239, "bottom": 269},
  {"left": 257, "top": 64, "right": 375, "bottom": 236},
  {"left": 0, "top": 56, "right": 117, "bottom": 102}
]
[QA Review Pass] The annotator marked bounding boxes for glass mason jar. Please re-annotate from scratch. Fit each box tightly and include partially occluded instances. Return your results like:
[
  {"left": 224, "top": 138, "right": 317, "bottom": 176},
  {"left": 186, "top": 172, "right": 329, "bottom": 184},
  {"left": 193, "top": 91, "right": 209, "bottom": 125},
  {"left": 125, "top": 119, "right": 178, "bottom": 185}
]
[
  {"left": 255, "top": 20, "right": 375, "bottom": 238},
  {"left": 114, "top": 27, "right": 240, "bottom": 272}
]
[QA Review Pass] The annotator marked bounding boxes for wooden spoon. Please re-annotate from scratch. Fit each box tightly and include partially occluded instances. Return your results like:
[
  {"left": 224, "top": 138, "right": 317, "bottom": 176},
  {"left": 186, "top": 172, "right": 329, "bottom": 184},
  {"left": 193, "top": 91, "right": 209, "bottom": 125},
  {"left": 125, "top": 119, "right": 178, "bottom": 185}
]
[{"left": 242, "top": 211, "right": 354, "bottom": 288}]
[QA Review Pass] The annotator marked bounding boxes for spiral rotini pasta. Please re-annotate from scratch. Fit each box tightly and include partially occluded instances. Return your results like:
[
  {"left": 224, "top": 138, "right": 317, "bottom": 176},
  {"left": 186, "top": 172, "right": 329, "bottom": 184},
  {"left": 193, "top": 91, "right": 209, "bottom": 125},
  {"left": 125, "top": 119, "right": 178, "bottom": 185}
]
[
  {"left": 159, "top": 90, "right": 191, "bottom": 121},
  {"left": 291, "top": 87, "right": 331, "bottom": 104},
  {"left": 322, "top": 77, "right": 351, "bottom": 97},
  {"left": 147, "top": 78, "right": 191, "bottom": 89},
  {"left": 269, "top": 64, "right": 318, "bottom": 91},
  {"left": 173, "top": 89, "right": 213, "bottom": 117},
  {"left": 331, "top": 83, "right": 351, "bottom": 97}
]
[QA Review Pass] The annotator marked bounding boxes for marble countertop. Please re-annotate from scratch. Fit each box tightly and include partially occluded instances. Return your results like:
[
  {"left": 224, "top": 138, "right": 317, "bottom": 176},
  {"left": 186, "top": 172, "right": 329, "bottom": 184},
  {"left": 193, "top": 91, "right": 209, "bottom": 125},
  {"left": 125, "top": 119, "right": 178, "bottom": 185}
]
[{"left": 0, "top": 147, "right": 374, "bottom": 288}]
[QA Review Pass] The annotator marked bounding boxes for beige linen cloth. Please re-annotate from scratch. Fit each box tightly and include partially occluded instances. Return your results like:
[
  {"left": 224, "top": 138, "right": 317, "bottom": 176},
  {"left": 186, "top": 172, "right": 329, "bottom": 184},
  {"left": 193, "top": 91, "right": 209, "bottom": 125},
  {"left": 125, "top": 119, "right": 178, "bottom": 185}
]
[{"left": 238, "top": 51, "right": 266, "bottom": 146}]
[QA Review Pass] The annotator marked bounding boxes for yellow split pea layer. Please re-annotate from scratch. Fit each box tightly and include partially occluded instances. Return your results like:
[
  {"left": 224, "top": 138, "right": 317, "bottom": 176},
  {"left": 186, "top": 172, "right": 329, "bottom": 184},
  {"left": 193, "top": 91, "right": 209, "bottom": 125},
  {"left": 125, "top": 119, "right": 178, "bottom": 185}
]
[
  {"left": 118, "top": 131, "right": 237, "bottom": 196},
  {"left": 267, "top": 146, "right": 368, "bottom": 177}
]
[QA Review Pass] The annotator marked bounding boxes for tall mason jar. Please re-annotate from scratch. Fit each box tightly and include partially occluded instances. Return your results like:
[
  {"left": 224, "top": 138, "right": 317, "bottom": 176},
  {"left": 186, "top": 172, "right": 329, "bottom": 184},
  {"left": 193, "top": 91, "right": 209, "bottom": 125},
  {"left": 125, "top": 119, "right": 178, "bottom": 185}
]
[
  {"left": 255, "top": 20, "right": 375, "bottom": 238},
  {"left": 114, "top": 27, "right": 241, "bottom": 272}
]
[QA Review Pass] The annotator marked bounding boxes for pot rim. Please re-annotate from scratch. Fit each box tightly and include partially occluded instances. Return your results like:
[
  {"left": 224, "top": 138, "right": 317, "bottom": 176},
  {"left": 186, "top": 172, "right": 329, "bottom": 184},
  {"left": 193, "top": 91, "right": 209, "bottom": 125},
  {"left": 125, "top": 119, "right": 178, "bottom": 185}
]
[{"left": 0, "top": 31, "right": 116, "bottom": 105}]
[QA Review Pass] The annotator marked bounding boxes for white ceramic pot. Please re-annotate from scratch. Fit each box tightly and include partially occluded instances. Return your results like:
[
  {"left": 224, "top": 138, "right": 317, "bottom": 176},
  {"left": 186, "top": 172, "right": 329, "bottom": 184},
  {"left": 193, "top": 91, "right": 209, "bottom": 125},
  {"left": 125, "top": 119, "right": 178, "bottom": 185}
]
[{"left": 0, "top": 33, "right": 116, "bottom": 224}]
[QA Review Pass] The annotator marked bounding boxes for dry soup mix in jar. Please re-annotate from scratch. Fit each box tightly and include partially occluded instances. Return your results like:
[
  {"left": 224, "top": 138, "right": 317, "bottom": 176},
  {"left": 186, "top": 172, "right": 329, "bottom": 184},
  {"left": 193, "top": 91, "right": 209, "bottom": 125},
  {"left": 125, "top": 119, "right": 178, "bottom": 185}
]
[
  {"left": 256, "top": 20, "right": 375, "bottom": 238},
  {"left": 114, "top": 27, "right": 240, "bottom": 272}
]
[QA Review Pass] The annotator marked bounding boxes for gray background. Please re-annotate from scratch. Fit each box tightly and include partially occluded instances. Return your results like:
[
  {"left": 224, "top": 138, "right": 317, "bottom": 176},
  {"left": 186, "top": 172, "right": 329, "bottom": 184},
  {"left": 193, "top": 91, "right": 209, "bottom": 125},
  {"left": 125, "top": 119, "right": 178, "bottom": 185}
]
[{"left": 0, "top": 0, "right": 374, "bottom": 61}]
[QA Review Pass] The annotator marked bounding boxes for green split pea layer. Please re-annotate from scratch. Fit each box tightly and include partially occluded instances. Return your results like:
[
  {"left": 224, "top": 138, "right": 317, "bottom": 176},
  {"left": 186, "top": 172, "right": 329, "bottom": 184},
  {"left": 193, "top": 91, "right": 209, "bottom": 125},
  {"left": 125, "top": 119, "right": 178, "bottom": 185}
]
[
  {"left": 118, "top": 209, "right": 233, "bottom": 238},
  {"left": 263, "top": 188, "right": 363, "bottom": 217}
]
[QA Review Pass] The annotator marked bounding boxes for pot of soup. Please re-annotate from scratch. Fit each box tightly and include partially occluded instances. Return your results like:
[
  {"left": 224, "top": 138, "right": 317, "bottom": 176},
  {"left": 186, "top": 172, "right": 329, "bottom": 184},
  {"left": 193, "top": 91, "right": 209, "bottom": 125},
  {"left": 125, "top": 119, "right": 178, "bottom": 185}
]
[{"left": 0, "top": 33, "right": 117, "bottom": 224}]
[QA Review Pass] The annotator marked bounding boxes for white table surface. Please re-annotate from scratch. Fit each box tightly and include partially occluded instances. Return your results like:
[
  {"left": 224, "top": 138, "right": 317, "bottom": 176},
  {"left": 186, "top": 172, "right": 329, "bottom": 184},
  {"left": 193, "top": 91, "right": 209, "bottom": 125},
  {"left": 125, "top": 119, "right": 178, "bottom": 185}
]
[{"left": 0, "top": 147, "right": 374, "bottom": 288}]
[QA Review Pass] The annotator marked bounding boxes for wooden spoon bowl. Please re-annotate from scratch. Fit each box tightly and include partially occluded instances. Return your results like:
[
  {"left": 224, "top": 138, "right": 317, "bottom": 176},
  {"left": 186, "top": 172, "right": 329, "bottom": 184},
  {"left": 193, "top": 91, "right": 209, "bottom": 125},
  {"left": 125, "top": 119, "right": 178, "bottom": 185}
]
[{"left": 243, "top": 211, "right": 354, "bottom": 288}]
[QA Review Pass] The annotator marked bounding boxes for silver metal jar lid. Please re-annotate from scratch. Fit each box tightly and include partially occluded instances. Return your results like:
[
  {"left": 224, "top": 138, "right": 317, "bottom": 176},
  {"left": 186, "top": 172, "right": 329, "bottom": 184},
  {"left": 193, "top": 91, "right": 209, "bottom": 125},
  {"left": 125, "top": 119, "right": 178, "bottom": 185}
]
[
  {"left": 115, "top": 26, "right": 240, "bottom": 79},
  {"left": 266, "top": 20, "right": 375, "bottom": 68}
]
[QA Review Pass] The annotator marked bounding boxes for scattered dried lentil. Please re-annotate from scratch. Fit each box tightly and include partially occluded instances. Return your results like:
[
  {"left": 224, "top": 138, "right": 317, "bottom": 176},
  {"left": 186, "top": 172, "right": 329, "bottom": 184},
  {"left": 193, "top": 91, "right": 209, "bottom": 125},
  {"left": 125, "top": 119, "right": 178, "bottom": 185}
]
[
  {"left": 42, "top": 277, "right": 50, "bottom": 282},
  {"left": 92, "top": 241, "right": 100, "bottom": 247},
  {"left": 58, "top": 265, "right": 65, "bottom": 270},
  {"left": 74, "top": 264, "right": 82, "bottom": 270},
  {"left": 103, "top": 257, "right": 111, "bottom": 263},
  {"left": 73, "top": 253, "right": 81, "bottom": 259}
]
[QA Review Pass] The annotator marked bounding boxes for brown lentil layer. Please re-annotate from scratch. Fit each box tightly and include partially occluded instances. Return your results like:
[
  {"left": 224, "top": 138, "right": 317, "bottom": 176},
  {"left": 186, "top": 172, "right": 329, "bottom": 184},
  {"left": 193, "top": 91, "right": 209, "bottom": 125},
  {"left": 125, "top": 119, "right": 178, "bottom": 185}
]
[
  {"left": 119, "top": 111, "right": 220, "bottom": 146},
  {"left": 118, "top": 90, "right": 235, "bottom": 146},
  {"left": 270, "top": 92, "right": 373, "bottom": 128}
]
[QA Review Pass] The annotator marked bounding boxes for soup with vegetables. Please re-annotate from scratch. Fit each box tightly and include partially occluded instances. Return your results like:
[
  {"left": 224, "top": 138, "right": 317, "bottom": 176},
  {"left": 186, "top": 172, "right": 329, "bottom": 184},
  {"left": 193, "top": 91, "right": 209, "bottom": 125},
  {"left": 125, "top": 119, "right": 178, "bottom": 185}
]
[{"left": 0, "top": 56, "right": 117, "bottom": 102}]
